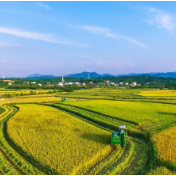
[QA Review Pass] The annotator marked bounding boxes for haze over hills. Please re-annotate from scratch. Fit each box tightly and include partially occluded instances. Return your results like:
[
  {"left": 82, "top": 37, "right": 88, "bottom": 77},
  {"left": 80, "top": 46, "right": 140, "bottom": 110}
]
[
  {"left": 64, "top": 72, "right": 113, "bottom": 78},
  {"left": 26, "top": 74, "right": 57, "bottom": 78},
  {"left": 24, "top": 71, "right": 176, "bottom": 79}
]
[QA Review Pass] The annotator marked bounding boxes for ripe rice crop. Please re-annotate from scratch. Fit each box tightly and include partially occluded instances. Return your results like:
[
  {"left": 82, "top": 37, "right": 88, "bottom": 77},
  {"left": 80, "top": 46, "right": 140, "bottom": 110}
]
[
  {"left": 152, "top": 126, "right": 176, "bottom": 163},
  {"left": 55, "top": 88, "right": 143, "bottom": 100},
  {"left": 0, "top": 96, "right": 62, "bottom": 105},
  {"left": 7, "top": 104, "right": 111, "bottom": 174},
  {"left": 0, "top": 90, "right": 49, "bottom": 95},
  {"left": 136, "top": 90, "right": 176, "bottom": 97},
  {"left": 64, "top": 100, "right": 176, "bottom": 129},
  {"left": 148, "top": 166, "right": 176, "bottom": 175},
  {"left": 0, "top": 106, "right": 41, "bottom": 174}
]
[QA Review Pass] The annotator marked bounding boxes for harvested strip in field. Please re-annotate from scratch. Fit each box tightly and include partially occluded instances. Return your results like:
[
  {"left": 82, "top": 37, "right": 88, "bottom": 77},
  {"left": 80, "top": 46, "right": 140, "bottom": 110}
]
[
  {"left": 7, "top": 104, "right": 111, "bottom": 175},
  {"left": 0, "top": 147, "right": 21, "bottom": 175},
  {"left": 0, "top": 107, "right": 8, "bottom": 119},
  {"left": 105, "top": 140, "right": 136, "bottom": 175},
  {"left": 0, "top": 107, "right": 5, "bottom": 115},
  {"left": 64, "top": 100, "right": 176, "bottom": 130},
  {"left": 87, "top": 145, "right": 123, "bottom": 175},
  {"left": 152, "top": 126, "right": 176, "bottom": 164},
  {"left": 120, "top": 138, "right": 149, "bottom": 175}
]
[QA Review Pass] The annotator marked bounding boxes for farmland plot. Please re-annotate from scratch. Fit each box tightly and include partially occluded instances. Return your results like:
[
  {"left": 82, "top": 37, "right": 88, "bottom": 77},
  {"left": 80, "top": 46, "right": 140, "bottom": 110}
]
[
  {"left": 1, "top": 87, "right": 176, "bottom": 175},
  {"left": 7, "top": 104, "right": 112, "bottom": 174},
  {"left": 63, "top": 100, "right": 176, "bottom": 130},
  {"left": 152, "top": 126, "right": 176, "bottom": 164},
  {"left": 136, "top": 90, "right": 176, "bottom": 97}
]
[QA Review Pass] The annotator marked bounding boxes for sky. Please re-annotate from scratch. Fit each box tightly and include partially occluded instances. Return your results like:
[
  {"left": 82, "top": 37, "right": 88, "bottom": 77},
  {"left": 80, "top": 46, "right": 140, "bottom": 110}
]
[{"left": 1, "top": 1, "right": 176, "bottom": 77}]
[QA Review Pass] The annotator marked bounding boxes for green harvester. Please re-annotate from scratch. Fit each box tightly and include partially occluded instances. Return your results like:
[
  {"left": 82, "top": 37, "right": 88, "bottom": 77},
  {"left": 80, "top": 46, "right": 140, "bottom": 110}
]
[
  {"left": 111, "top": 126, "right": 126, "bottom": 147},
  {"left": 62, "top": 97, "right": 70, "bottom": 102}
]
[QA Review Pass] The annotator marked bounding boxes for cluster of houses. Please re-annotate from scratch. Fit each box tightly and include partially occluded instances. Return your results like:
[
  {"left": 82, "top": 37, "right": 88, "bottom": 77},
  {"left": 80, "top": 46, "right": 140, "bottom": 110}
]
[
  {"left": 104, "top": 80, "right": 141, "bottom": 86},
  {"left": 1, "top": 78, "right": 142, "bottom": 87},
  {"left": 48, "top": 82, "right": 85, "bottom": 87},
  {"left": 1, "top": 80, "right": 142, "bottom": 87},
  {"left": 0, "top": 80, "right": 15, "bottom": 85},
  {"left": 22, "top": 81, "right": 86, "bottom": 87}
]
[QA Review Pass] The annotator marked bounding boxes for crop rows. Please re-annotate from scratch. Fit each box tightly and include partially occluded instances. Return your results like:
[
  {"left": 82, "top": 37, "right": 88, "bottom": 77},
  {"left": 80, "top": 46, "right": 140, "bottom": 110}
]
[
  {"left": 51, "top": 103, "right": 137, "bottom": 133},
  {"left": 0, "top": 105, "right": 44, "bottom": 175},
  {"left": 48, "top": 103, "right": 150, "bottom": 175},
  {"left": 7, "top": 104, "right": 114, "bottom": 175},
  {"left": 62, "top": 100, "right": 176, "bottom": 132},
  {"left": 152, "top": 126, "right": 176, "bottom": 169},
  {"left": 0, "top": 97, "right": 175, "bottom": 175}
]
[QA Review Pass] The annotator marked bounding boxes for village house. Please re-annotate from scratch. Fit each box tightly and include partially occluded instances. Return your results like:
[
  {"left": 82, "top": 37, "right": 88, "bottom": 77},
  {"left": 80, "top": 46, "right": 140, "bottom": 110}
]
[
  {"left": 74, "top": 82, "right": 81, "bottom": 85},
  {"left": 104, "top": 80, "right": 109, "bottom": 84},
  {"left": 8, "top": 82, "right": 12, "bottom": 85},
  {"left": 82, "top": 83, "right": 86, "bottom": 86},
  {"left": 132, "top": 82, "right": 137, "bottom": 86},
  {"left": 57, "top": 82, "right": 63, "bottom": 86}
]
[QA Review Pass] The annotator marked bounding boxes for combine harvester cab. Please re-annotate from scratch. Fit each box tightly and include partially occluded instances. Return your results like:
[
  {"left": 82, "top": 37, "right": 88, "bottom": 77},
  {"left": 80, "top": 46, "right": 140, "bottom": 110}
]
[
  {"left": 111, "top": 132, "right": 120, "bottom": 144},
  {"left": 62, "top": 97, "right": 70, "bottom": 102},
  {"left": 111, "top": 126, "right": 126, "bottom": 148}
]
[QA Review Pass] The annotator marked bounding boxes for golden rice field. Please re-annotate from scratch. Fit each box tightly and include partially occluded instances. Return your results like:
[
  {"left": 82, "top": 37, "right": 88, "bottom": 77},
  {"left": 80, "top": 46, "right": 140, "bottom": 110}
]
[
  {"left": 0, "top": 96, "right": 62, "bottom": 105},
  {"left": 152, "top": 126, "right": 176, "bottom": 163},
  {"left": 136, "top": 90, "right": 176, "bottom": 97},
  {"left": 7, "top": 104, "right": 112, "bottom": 174},
  {"left": 0, "top": 90, "right": 49, "bottom": 95},
  {"left": 0, "top": 87, "right": 176, "bottom": 175},
  {"left": 56, "top": 88, "right": 143, "bottom": 100}
]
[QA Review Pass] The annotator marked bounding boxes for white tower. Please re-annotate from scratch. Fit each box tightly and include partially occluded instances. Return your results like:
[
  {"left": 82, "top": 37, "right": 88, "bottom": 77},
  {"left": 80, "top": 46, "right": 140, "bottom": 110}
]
[
  {"left": 62, "top": 76, "right": 64, "bottom": 83},
  {"left": 88, "top": 73, "right": 90, "bottom": 79}
]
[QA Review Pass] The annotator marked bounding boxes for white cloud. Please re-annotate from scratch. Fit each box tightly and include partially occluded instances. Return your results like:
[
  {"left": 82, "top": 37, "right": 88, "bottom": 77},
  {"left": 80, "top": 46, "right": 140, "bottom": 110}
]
[
  {"left": 35, "top": 2, "right": 50, "bottom": 11},
  {"left": 146, "top": 7, "right": 176, "bottom": 30},
  {"left": 1, "top": 60, "right": 11, "bottom": 63},
  {"left": 80, "top": 26, "right": 109, "bottom": 34},
  {"left": 79, "top": 25, "right": 151, "bottom": 50},
  {"left": 0, "top": 27, "right": 91, "bottom": 47}
]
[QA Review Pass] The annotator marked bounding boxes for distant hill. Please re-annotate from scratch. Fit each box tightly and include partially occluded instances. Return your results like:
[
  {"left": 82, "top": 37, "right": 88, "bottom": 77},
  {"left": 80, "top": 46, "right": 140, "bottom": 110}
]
[
  {"left": 65, "top": 71, "right": 176, "bottom": 78},
  {"left": 26, "top": 71, "right": 176, "bottom": 79},
  {"left": 147, "top": 72, "right": 176, "bottom": 78},
  {"left": 116, "top": 72, "right": 176, "bottom": 78},
  {"left": 65, "top": 72, "right": 102, "bottom": 78},
  {"left": 26, "top": 74, "right": 57, "bottom": 79}
]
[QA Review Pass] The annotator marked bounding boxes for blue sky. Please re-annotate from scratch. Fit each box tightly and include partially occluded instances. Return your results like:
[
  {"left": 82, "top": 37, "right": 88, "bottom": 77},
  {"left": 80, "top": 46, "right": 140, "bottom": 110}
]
[{"left": 1, "top": 1, "right": 176, "bottom": 77}]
